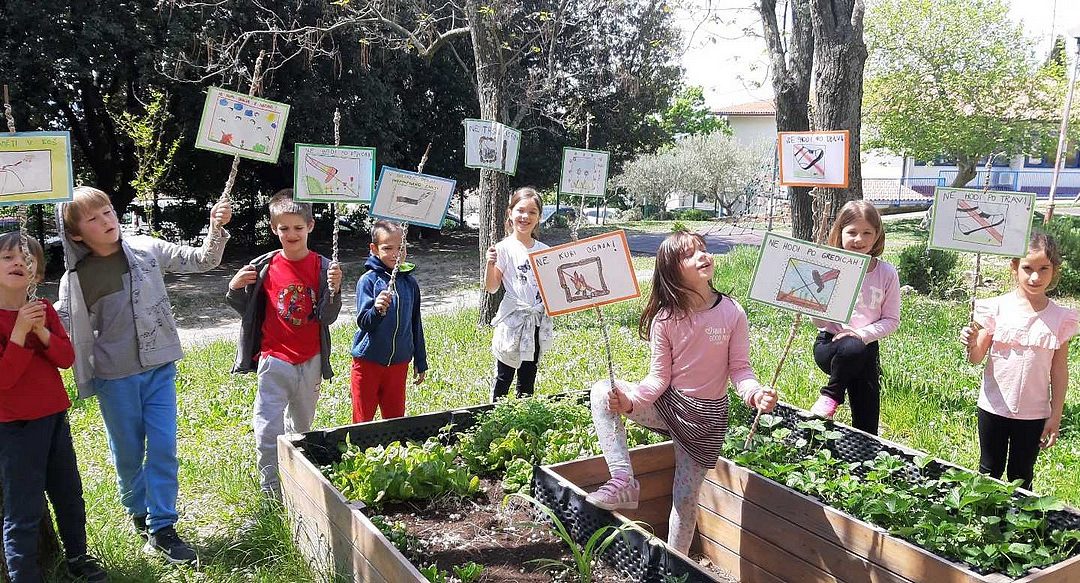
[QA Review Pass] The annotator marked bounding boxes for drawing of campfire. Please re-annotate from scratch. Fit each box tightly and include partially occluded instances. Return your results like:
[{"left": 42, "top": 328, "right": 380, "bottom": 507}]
[{"left": 557, "top": 257, "right": 610, "bottom": 303}]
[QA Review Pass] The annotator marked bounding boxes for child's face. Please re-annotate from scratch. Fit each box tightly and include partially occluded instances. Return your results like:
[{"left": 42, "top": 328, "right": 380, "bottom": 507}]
[
  {"left": 509, "top": 198, "right": 540, "bottom": 236},
  {"left": 0, "top": 245, "right": 35, "bottom": 292},
  {"left": 272, "top": 213, "right": 314, "bottom": 256},
  {"left": 370, "top": 229, "right": 405, "bottom": 267},
  {"left": 678, "top": 238, "right": 714, "bottom": 286},
  {"left": 1013, "top": 249, "right": 1055, "bottom": 298},
  {"left": 71, "top": 204, "right": 121, "bottom": 252},
  {"left": 840, "top": 218, "right": 877, "bottom": 255}
]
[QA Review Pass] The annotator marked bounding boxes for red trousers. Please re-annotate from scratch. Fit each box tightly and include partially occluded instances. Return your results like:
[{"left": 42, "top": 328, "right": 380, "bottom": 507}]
[{"left": 350, "top": 358, "right": 410, "bottom": 423}]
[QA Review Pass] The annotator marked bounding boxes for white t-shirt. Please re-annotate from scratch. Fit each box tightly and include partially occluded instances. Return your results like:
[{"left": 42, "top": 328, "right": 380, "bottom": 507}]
[{"left": 493, "top": 237, "right": 547, "bottom": 321}]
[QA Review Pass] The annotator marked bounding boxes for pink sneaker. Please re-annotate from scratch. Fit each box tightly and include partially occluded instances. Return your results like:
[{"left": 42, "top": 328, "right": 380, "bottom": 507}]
[
  {"left": 586, "top": 471, "right": 640, "bottom": 510},
  {"left": 810, "top": 395, "right": 839, "bottom": 419}
]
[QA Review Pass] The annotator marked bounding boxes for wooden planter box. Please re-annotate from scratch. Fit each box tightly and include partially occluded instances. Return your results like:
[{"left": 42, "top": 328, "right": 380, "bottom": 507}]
[{"left": 545, "top": 439, "right": 1080, "bottom": 583}]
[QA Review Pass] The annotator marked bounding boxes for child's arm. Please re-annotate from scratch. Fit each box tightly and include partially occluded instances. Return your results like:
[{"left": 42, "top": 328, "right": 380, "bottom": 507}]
[
  {"left": 728, "top": 309, "right": 777, "bottom": 412},
  {"left": 483, "top": 245, "right": 502, "bottom": 293},
  {"left": 412, "top": 282, "right": 428, "bottom": 384},
  {"left": 32, "top": 302, "right": 75, "bottom": 369},
  {"left": 225, "top": 264, "right": 258, "bottom": 314},
  {"left": 627, "top": 321, "right": 673, "bottom": 410},
  {"left": 153, "top": 200, "right": 232, "bottom": 274},
  {"left": 0, "top": 302, "right": 47, "bottom": 392},
  {"left": 847, "top": 271, "right": 901, "bottom": 343},
  {"left": 1042, "top": 342, "right": 1070, "bottom": 449},
  {"left": 960, "top": 324, "right": 991, "bottom": 364},
  {"left": 315, "top": 260, "right": 343, "bottom": 324},
  {"left": 355, "top": 274, "right": 386, "bottom": 331}
]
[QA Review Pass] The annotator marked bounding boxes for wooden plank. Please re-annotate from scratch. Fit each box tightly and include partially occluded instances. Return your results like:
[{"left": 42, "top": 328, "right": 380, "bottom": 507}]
[
  {"left": 1014, "top": 552, "right": 1080, "bottom": 583},
  {"left": 616, "top": 494, "right": 672, "bottom": 541},
  {"left": 696, "top": 535, "right": 786, "bottom": 583},
  {"left": 708, "top": 459, "right": 994, "bottom": 583},
  {"left": 548, "top": 441, "right": 676, "bottom": 485},
  {"left": 697, "top": 481, "right": 914, "bottom": 583}
]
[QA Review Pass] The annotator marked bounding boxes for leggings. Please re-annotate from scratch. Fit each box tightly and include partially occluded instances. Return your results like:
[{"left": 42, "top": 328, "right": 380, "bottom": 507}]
[
  {"left": 589, "top": 380, "right": 707, "bottom": 554},
  {"left": 492, "top": 325, "right": 541, "bottom": 400},
  {"left": 813, "top": 331, "right": 881, "bottom": 434},
  {"left": 978, "top": 408, "right": 1046, "bottom": 490}
]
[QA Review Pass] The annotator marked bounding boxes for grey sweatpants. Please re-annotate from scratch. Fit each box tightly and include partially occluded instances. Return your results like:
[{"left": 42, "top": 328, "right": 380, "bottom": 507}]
[{"left": 254, "top": 354, "right": 322, "bottom": 492}]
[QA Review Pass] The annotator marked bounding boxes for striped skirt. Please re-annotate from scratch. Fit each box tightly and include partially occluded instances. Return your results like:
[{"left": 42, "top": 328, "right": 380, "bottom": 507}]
[{"left": 652, "top": 387, "right": 730, "bottom": 469}]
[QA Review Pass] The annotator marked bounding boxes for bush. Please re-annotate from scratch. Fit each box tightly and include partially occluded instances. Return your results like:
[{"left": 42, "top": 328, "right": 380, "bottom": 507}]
[
  {"left": 676, "top": 208, "right": 711, "bottom": 221},
  {"left": 1040, "top": 216, "right": 1080, "bottom": 296},
  {"left": 897, "top": 240, "right": 959, "bottom": 296},
  {"left": 671, "top": 221, "right": 689, "bottom": 233},
  {"left": 621, "top": 207, "right": 643, "bottom": 222}
]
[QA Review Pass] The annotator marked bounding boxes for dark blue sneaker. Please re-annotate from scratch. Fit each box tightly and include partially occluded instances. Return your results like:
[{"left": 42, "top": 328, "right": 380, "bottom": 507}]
[
  {"left": 144, "top": 525, "right": 198, "bottom": 565},
  {"left": 67, "top": 554, "right": 107, "bottom": 582},
  {"left": 131, "top": 514, "right": 149, "bottom": 540}
]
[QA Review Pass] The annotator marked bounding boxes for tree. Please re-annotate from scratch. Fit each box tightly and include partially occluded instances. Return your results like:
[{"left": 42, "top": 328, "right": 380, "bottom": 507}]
[
  {"left": 612, "top": 147, "right": 682, "bottom": 212},
  {"left": 863, "top": 0, "right": 1067, "bottom": 188},
  {"left": 660, "top": 86, "right": 730, "bottom": 139}
]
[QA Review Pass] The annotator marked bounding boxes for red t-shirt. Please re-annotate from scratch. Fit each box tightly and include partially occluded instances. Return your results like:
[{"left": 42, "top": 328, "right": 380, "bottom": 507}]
[
  {"left": 0, "top": 301, "right": 75, "bottom": 422},
  {"left": 260, "top": 252, "right": 321, "bottom": 364}
]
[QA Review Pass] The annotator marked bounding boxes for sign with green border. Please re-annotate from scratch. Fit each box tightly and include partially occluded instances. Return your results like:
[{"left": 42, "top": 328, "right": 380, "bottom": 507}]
[
  {"left": 293, "top": 144, "right": 376, "bottom": 204},
  {"left": 463, "top": 119, "right": 520, "bottom": 175},
  {"left": 927, "top": 187, "right": 1035, "bottom": 257},
  {"left": 559, "top": 147, "right": 610, "bottom": 198},
  {"left": 0, "top": 132, "right": 74, "bottom": 206},
  {"left": 195, "top": 86, "right": 290, "bottom": 163}
]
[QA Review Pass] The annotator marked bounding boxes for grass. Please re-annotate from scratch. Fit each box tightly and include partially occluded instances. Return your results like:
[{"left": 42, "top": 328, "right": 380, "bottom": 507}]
[{"left": 59, "top": 230, "right": 1080, "bottom": 581}]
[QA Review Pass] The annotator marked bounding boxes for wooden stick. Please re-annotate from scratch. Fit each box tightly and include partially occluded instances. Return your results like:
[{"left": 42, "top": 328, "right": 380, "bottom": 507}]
[
  {"left": 331, "top": 108, "right": 342, "bottom": 267},
  {"left": 386, "top": 142, "right": 432, "bottom": 301},
  {"left": 2, "top": 85, "right": 37, "bottom": 301},
  {"left": 968, "top": 157, "right": 995, "bottom": 325},
  {"left": 218, "top": 49, "right": 267, "bottom": 205},
  {"left": 745, "top": 313, "right": 802, "bottom": 448}
]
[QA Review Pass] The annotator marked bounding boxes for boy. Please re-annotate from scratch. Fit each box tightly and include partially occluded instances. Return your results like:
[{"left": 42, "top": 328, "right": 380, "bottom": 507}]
[
  {"left": 227, "top": 189, "right": 342, "bottom": 496},
  {"left": 0, "top": 233, "right": 106, "bottom": 582},
  {"left": 56, "top": 186, "right": 232, "bottom": 565},
  {"left": 350, "top": 220, "right": 427, "bottom": 423}
]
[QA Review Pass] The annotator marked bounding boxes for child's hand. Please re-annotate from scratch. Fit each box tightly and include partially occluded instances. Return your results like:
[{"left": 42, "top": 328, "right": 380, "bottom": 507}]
[
  {"left": 1041, "top": 418, "right": 1061, "bottom": 449},
  {"left": 486, "top": 246, "right": 498, "bottom": 265},
  {"left": 210, "top": 200, "right": 233, "bottom": 228},
  {"left": 229, "top": 264, "right": 258, "bottom": 290},
  {"left": 606, "top": 384, "right": 633, "bottom": 414},
  {"left": 754, "top": 386, "right": 778, "bottom": 412},
  {"left": 374, "top": 290, "right": 392, "bottom": 315},
  {"left": 327, "top": 261, "right": 342, "bottom": 294},
  {"left": 958, "top": 323, "right": 979, "bottom": 348},
  {"left": 831, "top": 330, "right": 862, "bottom": 343},
  {"left": 13, "top": 300, "right": 45, "bottom": 339},
  {"left": 414, "top": 370, "right": 426, "bottom": 384}
]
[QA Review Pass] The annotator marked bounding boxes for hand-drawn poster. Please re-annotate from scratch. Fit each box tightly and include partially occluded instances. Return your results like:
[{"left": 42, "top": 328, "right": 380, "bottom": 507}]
[
  {"left": 559, "top": 147, "right": 610, "bottom": 198},
  {"left": 463, "top": 119, "right": 521, "bottom": 175},
  {"left": 749, "top": 232, "right": 869, "bottom": 323},
  {"left": 293, "top": 144, "right": 376, "bottom": 203},
  {"left": 928, "top": 187, "right": 1035, "bottom": 257},
  {"left": 777, "top": 131, "right": 849, "bottom": 188},
  {"left": 0, "top": 132, "right": 74, "bottom": 206},
  {"left": 195, "top": 87, "right": 290, "bottom": 163},
  {"left": 529, "top": 230, "right": 639, "bottom": 317},
  {"left": 370, "top": 167, "right": 456, "bottom": 228}
]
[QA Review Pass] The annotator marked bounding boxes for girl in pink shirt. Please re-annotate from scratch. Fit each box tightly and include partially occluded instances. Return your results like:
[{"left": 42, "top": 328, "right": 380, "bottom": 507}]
[
  {"left": 585, "top": 231, "right": 777, "bottom": 553},
  {"left": 960, "top": 231, "right": 1076, "bottom": 490},
  {"left": 810, "top": 201, "right": 900, "bottom": 435}
]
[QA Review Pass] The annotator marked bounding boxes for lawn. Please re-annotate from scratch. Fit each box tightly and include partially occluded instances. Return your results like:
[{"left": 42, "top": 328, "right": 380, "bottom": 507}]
[{"left": 61, "top": 230, "right": 1080, "bottom": 581}]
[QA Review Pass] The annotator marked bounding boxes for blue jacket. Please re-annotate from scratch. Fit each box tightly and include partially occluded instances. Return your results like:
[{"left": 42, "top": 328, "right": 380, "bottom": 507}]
[{"left": 351, "top": 254, "right": 428, "bottom": 371}]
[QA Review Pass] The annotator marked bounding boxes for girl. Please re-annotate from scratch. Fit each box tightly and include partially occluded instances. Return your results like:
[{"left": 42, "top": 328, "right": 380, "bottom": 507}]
[
  {"left": 810, "top": 200, "right": 900, "bottom": 435},
  {"left": 484, "top": 187, "right": 553, "bottom": 400},
  {"left": 960, "top": 231, "right": 1076, "bottom": 490},
  {"left": 585, "top": 231, "right": 777, "bottom": 554},
  {"left": 0, "top": 233, "right": 105, "bottom": 582}
]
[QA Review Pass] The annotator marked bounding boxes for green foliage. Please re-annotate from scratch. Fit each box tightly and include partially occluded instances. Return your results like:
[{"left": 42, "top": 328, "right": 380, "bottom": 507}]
[
  {"left": 1041, "top": 216, "right": 1080, "bottom": 296},
  {"left": 325, "top": 437, "right": 480, "bottom": 507},
  {"left": 419, "top": 562, "right": 484, "bottom": 583},
  {"left": 896, "top": 240, "right": 959, "bottom": 296},
  {"left": 670, "top": 221, "right": 688, "bottom": 233},
  {"left": 369, "top": 515, "right": 425, "bottom": 558},
  {"left": 660, "top": 86, "right": 730, "bottom": 138},
  {"left": 112, "top": 89, "right": 182, "bottom": 231},
  {"left": 675, "top": 208, "right": 710, "bottom": 221},
  {"left": 727, "top": 417, "right": 1080, "bottom": 577}
]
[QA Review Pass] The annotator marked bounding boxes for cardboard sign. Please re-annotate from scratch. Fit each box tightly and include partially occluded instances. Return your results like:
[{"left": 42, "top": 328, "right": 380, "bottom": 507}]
[
  {"left": 195, "top": 87, "right": 290, "bottom": 163},
  {"left": 559, "top": 147, "right": 610, "bottom": 198},
  {"left": 293, "top": 144, "right": 376, "bottom": 203},
  {"left": 928, "top": 187, "right": 1035, "bottom": 257},
  {"left": 529, "top": 230, "right": 640, "bottom": 316},
  {"left": 748, "top": 232, "right": 869, "bottom": 323},
  {"left": 369, "top": 167, "right": 456, "bottom": 228},
  {"left": 778, "top": 131, "right": 849, "bottom": 188},
  {"left": 463, "top": 119, "right": 521, "bottom": 175},
  {"left": 0, "top": 132, "right": 74, "bottom": 206}
]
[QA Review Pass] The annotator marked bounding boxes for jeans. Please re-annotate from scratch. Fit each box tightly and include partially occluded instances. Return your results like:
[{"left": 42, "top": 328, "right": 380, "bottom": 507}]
[
  {"left": 0, "top": 412, "right": 88, "bottom": 582},
  {"left": 94, "top": 362, "right": 179, "bottom": 534},
  {"left": 813, "top": 331, "right": 882, "bottom": 434}
]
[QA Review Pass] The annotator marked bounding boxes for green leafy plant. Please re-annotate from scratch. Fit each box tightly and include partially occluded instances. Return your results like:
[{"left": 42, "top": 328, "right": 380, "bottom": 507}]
[
  {"left": 896, "top": 239, "right": 959, "bottom": 296},
  {"left": 670, "top": 220, "right": 688, "bottom": 233},
  {"left": 452, "top": 562, "right": 484, "bottom": 583},
  {"left": 369, "top": 515, "right": 425, "bottom": 558},
  {"left": 676, "top": 208, "right": 711, "bottom": 221}
]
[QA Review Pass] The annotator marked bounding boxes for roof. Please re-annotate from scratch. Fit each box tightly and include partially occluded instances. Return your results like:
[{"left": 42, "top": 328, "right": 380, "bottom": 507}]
[{"left": 714, "top": 100, "right": 776, "bottom": 117}]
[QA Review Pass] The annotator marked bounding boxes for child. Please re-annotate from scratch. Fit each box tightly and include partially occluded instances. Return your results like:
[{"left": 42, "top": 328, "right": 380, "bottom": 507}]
[
  {"left": 483, "top": 187, "right": 553, "bottom": 400},
  {"left": 585, "top": 231, "right": 778, "bottom": 554},
  {"left": 227, "top": 189, "right": 342, "bottom": 494},
  {"left": 960, "top": 231, "right": 1076, "bottom": 490},
  {"left": 350, "top": 220, "right": 427, "bottom": 423},
  {"left": 0, "top": 233, "right": 106, "bottom": 582},
  {"left": 809, "top": 200, "right": 900, "bottom": 435},
  {"left": 56, "top": 186, "right": 232, "bottom": 565}
]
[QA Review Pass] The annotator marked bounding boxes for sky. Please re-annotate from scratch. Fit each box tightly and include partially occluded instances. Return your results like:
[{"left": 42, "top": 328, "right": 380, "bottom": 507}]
[{"left": 677, "top": 0, "right": 1080, "bottom": 109}]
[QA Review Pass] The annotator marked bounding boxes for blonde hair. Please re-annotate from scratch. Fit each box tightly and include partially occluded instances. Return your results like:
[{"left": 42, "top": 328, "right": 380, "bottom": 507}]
[
  {"left": 504, "top": 187, "right": 543, "bottom": 237},
  {"left": 63, "top": 186, "right": 113, "bottom": 236},
  {"left": 0, "top": 232, "right": 45, "bottom": 282},
  {"left": 826, "top": 200, "right": 885, "bottom": 256},
  {"left": 268, "top": 188, "right": 313, "bottom": 225}
]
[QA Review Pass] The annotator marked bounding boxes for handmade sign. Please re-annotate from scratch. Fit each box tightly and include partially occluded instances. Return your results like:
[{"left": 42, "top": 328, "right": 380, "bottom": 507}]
[
  {"left": 195, "top": 87, "right": 290, "bottom": 163},
  {"left": 928, "top": 187, "right": 1035, "bottom": 257},
  {"left": 749, "top": 232, "right": 869, "bottom": 323},
  {"left": 777, "top": 131, "right": 850, "bottom": 188},
  {"left": 463, "top": 119, "right": 521, "bottom": 175},
  {"left": 293, "top": 144, "right": 376, "bottom": 203},
  {"left": 0, "top": 132, "right": 74, "bottom": 206},
  {"left": 370, "top": 167, "right": 456, "bottom": 229},
  {"left": 559, "top": 147, "right": 610, "bottom": 198},
  {"left": 529, "top": 230, "right": 639, "bottom": 317}
]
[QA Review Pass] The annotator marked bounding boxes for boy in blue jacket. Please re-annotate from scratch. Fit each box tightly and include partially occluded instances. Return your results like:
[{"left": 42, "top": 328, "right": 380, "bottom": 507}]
[{"left": 350, "top": 220, "right": 427, "bottom": 422}]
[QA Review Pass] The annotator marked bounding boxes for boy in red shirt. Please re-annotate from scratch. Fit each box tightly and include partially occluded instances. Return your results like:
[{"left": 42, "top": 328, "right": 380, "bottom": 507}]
[{"left": 227, "top": 189, "right": 342, "bottom": 495}]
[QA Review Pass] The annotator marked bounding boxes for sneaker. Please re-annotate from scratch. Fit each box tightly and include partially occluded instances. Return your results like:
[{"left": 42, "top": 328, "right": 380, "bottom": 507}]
[
  {"left": 810, "top": 395, "right": 839, "bottom": 419},
  {"left": 585, "top": 471, "right": 640, "bottom": 510},
  {"left": 131, "top": 514, "right": 149, "bottom": 540},
  {"left": 67, "top": 554, "right": 107, "bottom": 582},
  {"left": 144, "top": 525, "right": 198, "bottom": 565}
]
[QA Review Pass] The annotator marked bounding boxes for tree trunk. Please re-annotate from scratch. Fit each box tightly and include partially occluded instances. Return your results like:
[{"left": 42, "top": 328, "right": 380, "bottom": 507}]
[
  {"left": 810, "top": 0, "right": 867, "bottom": 226},
  {"left": 951, "top": 157, "right": 977, "bottom": 187},
  {"left": 465, "top": 0, "right": 511, "bottom": 326},
  {"left": 759, "top": 0, "right": 815, "bottom": 240}
]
